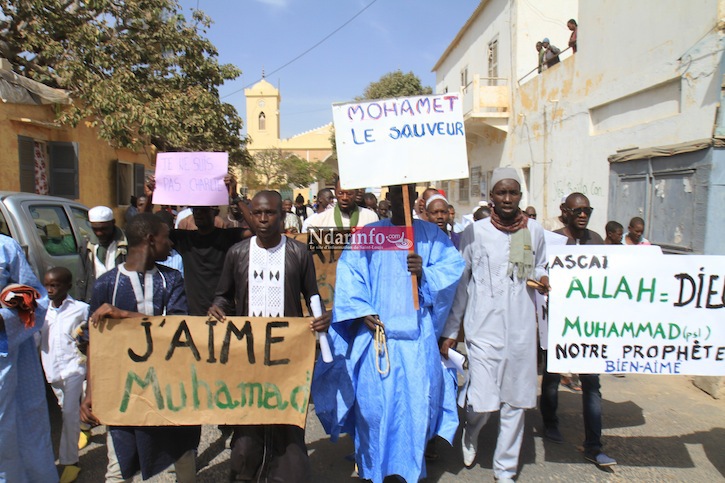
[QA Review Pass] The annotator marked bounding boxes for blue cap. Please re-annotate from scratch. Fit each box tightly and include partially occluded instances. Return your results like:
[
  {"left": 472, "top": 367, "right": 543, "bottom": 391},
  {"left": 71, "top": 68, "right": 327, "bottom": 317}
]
[{"left": 543, "top": 37, "right": 550, "bottom": 43}]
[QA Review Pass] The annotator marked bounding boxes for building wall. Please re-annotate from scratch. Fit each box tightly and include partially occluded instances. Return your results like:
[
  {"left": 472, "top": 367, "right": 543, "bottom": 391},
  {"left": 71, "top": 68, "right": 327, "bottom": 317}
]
[
  {"left": 436, "top": 0, "right": 723, "bottom": 232},
  {"left": 435, "top": 0, "right": 511, "bottom": 97},
  {"left": 0, "top": 101, "right": 154, "bottom": 221},
  {"left": 510, "top": 0, "right": 721, "bottom": 231},
  {"left": 245, "top": 79, "right": 282, "bottom": 149},
  {"left": 513, "top": 0, "right": 577, "bottom": 83},
  {"left": 244, "top": 79, "right": 334, "bottom": 203}
]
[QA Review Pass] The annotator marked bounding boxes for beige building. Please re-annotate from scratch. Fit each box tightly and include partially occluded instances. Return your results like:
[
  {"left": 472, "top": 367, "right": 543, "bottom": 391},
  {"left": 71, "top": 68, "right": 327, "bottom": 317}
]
[
  {"left": 0, "top": 59, "right": 154, "bottom": 224},
  {"left": 244, "top": 78, "right": 334, "bottom": 201}
]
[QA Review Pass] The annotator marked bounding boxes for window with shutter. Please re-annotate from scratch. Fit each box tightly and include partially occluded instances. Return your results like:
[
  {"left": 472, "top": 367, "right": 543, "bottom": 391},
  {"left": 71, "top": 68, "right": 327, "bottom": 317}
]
[
  {"left": 459, "top": 178, "right": 469, "bottom": 202},
  {"left": 48, "top": 142, "right": 79, "bottom": 199},
  {"left": 134, "top": 163, "right": 146, "bottom": 197},
  {"left": 18, "top": 136, "right": 35, "bottom": 193},
  {"left": 470, "top": 167, "right": 482, "bottom": 199},
  {"left": 117, "top": 161, "right": 133, "bottom": 206}
]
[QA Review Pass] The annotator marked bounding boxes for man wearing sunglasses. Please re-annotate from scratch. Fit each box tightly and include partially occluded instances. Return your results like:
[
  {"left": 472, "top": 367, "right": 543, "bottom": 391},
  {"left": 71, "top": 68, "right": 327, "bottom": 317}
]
[
  {"left": 524, "top": 206, "right": 537, "bottom": 220},
  {"left": 540, "top": 192, "right": 617, "bottom": 467}
]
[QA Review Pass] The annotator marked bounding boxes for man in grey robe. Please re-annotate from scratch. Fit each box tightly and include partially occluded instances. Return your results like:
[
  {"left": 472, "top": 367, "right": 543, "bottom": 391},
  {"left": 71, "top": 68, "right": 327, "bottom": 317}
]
[{"left": 440, "top": 167, "right": 549, "bottom": 482}]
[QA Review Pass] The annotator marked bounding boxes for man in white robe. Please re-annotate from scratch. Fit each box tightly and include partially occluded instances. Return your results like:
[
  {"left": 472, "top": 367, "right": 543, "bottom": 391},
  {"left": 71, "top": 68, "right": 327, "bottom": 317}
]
[
  {"left": 304, "top": 177, "right": 378, "bottom": 231},
  {"left": 81, "top": 206, "right": 128, "bottom": 301},
  {"left": 440, "top": 167, "right": 549, "bottom": 482}
]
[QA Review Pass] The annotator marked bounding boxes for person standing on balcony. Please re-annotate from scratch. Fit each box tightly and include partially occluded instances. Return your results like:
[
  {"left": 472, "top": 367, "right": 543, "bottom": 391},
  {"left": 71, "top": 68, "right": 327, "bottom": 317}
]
[
  {"left": 536, "top": 41, "right": 546, "bottom": 73},
  {"left": 568, "top": 19, "right": 578, "bottom": 53},
  {"left": 542, "top": 38, "right": 561, "bottom": 68}
]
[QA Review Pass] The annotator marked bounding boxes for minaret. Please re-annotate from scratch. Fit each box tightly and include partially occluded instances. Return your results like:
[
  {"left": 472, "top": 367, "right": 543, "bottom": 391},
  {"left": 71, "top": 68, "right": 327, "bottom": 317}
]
[{"left": 245, "top": 70, "right": 281, "bottom": 151}]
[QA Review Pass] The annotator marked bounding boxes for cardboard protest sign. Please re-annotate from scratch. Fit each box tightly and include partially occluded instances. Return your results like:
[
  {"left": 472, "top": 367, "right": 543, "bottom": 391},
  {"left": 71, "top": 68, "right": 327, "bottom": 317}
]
[
  {"left": 153, "top": 152, "right": 229, "bottom": 206},
  {"left": 332, "top": 94, "right": 468, "bottom": 189},
  {"left": 547, "top": 246, "right": 725, "bottom": 375},
  {"left": 90, "top": 316, "right": 316, "bottom": 428}
]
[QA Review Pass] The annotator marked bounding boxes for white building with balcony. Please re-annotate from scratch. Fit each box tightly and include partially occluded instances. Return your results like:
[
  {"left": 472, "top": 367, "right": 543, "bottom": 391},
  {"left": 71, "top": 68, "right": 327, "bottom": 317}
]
[{"left": 434, "top": 0, "right": 725, "bottom": 254}]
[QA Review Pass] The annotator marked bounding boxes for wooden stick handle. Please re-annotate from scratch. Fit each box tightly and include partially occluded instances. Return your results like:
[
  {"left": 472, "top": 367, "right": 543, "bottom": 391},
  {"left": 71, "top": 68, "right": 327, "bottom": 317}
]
[{"left": 402, "top": 185, "right": 420, "bottom": 310}]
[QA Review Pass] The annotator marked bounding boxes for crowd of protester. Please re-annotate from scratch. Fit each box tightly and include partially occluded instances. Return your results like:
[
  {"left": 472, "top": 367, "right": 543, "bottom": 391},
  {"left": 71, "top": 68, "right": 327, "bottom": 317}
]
[{"left": 1, "top": 169, "right": 656, "bottom": 482}]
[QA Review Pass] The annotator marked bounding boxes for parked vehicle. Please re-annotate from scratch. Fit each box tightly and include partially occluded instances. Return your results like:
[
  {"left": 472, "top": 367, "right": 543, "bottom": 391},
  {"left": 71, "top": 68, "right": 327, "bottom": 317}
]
[{"left": 0, "top": 191, "right": 92, "bottom": 300}]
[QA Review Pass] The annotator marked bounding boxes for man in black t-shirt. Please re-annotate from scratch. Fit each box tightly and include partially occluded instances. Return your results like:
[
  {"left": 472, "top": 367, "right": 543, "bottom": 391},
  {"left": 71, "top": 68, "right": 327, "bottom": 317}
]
[
  {"left": 171, "top": 206, "right": 247, "bottom": 315},
  {"left": 144, "top": 176, "right": 251, "bottom": 316}
]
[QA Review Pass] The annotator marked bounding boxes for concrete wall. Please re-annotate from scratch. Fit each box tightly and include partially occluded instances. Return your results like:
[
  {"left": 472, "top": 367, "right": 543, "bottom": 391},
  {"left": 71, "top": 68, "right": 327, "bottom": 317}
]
[
  {"left": 514, "top": 0, "right": 577, "bottom": 83},
  {"left": 435, "top": 0, "right": 510, "bottom": 96},
  {"left": 509, "top": 0, "right": 722, "bottom": 231},
  {"left": 437, "top": 0, "right": 723, "bottom": 230}
]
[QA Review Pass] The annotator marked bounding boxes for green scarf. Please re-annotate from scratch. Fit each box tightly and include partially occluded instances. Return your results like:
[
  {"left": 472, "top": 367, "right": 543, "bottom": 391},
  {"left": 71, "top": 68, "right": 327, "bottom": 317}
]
[
  {"left": 333, "top": 204, "right": 359, "bottom": 229},
  {"left": 507, "top": 228, "right": 534, "bottom": 280}
]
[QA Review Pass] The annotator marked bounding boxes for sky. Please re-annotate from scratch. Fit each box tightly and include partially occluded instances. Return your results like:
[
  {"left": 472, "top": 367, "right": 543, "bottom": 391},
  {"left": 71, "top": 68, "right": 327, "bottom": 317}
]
[{"left": 178, "top": 0, "right": 481, "bottom": 139}]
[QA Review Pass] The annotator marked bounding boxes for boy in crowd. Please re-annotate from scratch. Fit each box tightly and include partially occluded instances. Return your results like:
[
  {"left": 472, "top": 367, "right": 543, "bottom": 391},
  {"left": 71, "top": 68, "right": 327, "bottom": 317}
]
[
  {"left": 40, "top": 267, "right": 90, "bottom": 483},
  {"left": 604, "top": 221, "right": 623, "bottom": 245},
  {"left": 624, "top": 217, "right": 651, "bottom": 245},
  {"left": 81, "top": 213, "right": 199, "bottom": 482}
]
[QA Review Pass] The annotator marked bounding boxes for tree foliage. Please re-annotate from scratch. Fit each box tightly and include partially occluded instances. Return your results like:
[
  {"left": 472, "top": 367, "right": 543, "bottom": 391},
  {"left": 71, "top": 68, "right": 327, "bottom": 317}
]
[
  {"left": 358, "top": 70, "right": 433, "bottom": 101},
  {"left": 0, "top": 0, "right": 249, "bottom": 167},
  {"left": 250, "top": 148, "right": 333, "bottom": 190}
]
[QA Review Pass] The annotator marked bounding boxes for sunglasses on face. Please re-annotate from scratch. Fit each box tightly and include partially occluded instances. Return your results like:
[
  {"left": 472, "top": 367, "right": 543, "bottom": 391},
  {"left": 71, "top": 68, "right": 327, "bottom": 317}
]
[
  {"left": 566, "top": 207, "right": 594, "bottom": 216},
  {"left": 527, "top": 213, "right": 537, "bottom": 219}
]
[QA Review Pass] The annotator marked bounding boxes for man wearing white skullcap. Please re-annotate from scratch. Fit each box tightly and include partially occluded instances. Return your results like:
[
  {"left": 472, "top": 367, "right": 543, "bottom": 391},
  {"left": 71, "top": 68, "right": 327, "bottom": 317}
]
[
  {"left": 441, "top": 167, "right": 550, "bottom": 482},
  {"left": 426, "top": 194, "right": 461, "bottom": 249},
  {"left": 81, "top": 206, "right": 127, "bottom": 301}
]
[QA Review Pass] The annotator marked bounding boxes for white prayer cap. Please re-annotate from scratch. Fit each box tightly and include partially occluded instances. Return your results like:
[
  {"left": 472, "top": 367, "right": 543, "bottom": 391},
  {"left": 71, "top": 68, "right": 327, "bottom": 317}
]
[
  {"left": 88, "top": 206, "right": 114, "bottom": 223},
  {"left": 472, "top": 200, "right": 489, "bottom": 213},
  {"left": 425, "top": 194, "right": 448, "bottom": 209},
  {"left": 490, "top": 167, "right": 521, "bottom": 189}
]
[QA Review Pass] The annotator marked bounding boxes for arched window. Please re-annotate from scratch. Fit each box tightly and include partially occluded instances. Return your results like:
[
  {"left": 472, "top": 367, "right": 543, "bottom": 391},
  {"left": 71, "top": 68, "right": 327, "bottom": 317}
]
[{"left": 258, "top": 112, "right": 266, "bottom": 131}]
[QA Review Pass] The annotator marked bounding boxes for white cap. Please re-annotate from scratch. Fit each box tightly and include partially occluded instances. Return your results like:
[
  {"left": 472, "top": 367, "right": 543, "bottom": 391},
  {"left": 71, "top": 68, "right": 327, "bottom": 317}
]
[
  {"left": 425, "top": 194, "right": 448, "bottom": 208},
  {"left": 88, "top": 206, "right": 114, "bottom": 223},
  {"left": 490, "top": 167, "right": 521, "bottom": 189}
]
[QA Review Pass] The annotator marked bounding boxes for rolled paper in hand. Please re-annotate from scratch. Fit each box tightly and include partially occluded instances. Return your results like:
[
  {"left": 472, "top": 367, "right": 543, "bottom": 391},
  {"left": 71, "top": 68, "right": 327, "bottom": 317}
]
[
  {"left": 526, "top": 279, "right": 545, "bottom": 290},
  {"left": 311, "top": 294, "right": 333, "bottom": 363},
  {"left": 442, "top": 348, "right": 467, "bottom": 374}
]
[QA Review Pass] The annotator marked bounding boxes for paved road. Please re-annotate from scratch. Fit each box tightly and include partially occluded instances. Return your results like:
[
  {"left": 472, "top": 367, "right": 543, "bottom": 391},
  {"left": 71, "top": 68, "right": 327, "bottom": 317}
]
[{"left": 51, "top": 374, "right": 723, "bottom": 482}]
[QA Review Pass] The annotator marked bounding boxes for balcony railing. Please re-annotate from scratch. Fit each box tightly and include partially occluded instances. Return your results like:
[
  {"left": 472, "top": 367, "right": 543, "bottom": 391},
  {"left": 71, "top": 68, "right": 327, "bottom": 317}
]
[{"left": 460, "top": 74, "right": 510, "bottom": 132}]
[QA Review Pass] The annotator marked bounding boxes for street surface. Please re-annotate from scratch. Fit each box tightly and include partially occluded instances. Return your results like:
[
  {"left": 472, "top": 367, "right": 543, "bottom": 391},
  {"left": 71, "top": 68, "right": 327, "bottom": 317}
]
[{"left": 54, "top": 374, "right": 724, "bottom": 482}]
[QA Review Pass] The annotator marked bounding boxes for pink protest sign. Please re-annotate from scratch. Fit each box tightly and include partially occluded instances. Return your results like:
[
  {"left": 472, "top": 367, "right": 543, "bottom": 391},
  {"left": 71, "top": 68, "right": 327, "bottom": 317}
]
[{"left": 153, "top": 152, "right": 229, "bottom": 206}]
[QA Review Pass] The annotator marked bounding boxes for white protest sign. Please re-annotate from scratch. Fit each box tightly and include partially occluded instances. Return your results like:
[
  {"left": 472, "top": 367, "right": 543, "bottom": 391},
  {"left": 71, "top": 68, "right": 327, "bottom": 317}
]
[
  {"left": 547, "top": 246, "right": 725, "bottom": 375},
  {"left": 536, "top": 230, "right": 569, "bottom": 349},
  {"left": 332, "top": 94, "right": 468, "bottom": 189},
  {"left": 153, "top": 152, "right": 228, "bottom": 206}
]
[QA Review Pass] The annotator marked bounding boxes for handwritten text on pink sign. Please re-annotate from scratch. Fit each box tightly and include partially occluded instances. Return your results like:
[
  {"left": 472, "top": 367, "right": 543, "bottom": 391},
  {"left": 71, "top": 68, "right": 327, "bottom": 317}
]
[{"left": 153, "top": 152, "right": 228, "bottom": 206}]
